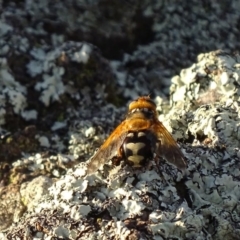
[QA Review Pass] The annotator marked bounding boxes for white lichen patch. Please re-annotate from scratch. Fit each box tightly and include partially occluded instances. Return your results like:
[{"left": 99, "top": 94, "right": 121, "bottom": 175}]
[
  {"left": 116, "top": 221, "right": 131, "bottom": 239},
  {"left": 0, "top": 61, "right": 28, "bottom": 118},
  {"left": 27, "top": 42, "right": 93, "bottom": 106},
  {"left": 51, "top": 121, "right": 67, "bottom": 131},
  {"left": 36, "top": 135, "right": 50, "bottom": 147},
  {"left": 187, "top": 103, "right": 240, "bottom": 153},
  {"left": 0, "top": 20, "right": 13, "bottom": 36},
  {"left": 54, "top": 226, "right": 69, "bottom": 239},
  {"left": 68, "top": 116, "right": 118, "bottom": 160},
  {"left": 12, "top": 153, "right": 75, "bottom": 181},
  {"left": 122, "top": 199, "right": 144, "bottom": 216},
  {"left": 21, "top": 109, "right": 38, "bottom": 120},
  {"left": 71, "top": 43, "right": 91, "bottom": 63},
  {"left": 35, "top": 69, "right": 65, "bottom": 106},
  {"left": 61, "top": 189, "right": 74, "bottom": 201},
  {"left": 170, "top": 51, "right": 240, "bottom": 106}
]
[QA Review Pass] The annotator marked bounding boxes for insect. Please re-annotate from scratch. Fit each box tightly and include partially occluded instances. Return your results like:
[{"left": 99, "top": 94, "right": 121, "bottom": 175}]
[{"left": 87, "top": 96, "right": 186, "bottom": 174}]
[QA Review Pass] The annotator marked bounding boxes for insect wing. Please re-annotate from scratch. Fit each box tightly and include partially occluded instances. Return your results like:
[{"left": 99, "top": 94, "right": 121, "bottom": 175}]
[
  {"left": 152, "top": 122, "right": 187, "bottom": 170},
  {"left": 87, "top": 121, "right": 128, "bottom": 174}
]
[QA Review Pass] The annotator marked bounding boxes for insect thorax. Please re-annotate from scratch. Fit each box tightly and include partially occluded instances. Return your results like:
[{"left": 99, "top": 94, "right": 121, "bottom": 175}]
[{"left": 121, "top": 131, "right": 154, "bottom": 167}]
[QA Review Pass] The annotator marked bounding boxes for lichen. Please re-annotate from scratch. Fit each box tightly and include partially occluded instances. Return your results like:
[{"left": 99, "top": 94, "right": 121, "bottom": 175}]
[{"left": 2, "top": 0, "right": 240, "bottom": 239}]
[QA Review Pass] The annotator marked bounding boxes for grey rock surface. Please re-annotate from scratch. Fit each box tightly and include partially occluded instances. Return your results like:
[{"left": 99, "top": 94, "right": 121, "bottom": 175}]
[{"left": 1, "top": 1, "right": 240, "bottom": 240}]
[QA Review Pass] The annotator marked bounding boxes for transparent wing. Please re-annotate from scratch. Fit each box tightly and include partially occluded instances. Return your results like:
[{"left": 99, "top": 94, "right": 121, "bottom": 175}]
[
  {"left": 87, "top": 121, "right": 128, "bottom": 174},
  {"left": 151, "top": 122, "right": 187, "bottom": 170}
]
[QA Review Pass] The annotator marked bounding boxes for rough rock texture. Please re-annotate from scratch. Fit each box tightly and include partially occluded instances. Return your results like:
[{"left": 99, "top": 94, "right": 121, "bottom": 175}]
[
  {"left": 1, "top": 1, "right": 240, "bottom": 240},
  {"left": 2, "top": 51, "right": 240, "bottom": 240}
]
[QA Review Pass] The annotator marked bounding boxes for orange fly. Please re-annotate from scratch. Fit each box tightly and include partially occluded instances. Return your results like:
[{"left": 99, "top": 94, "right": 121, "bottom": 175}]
[{"left": 87, "top": 96, "right": 186, "bottom": 174}]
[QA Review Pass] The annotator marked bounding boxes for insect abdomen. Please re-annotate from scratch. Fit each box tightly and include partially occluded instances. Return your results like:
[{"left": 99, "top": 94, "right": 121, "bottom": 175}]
[{"left": 122, "top": 131, "right": 153, "bottom": 167}]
